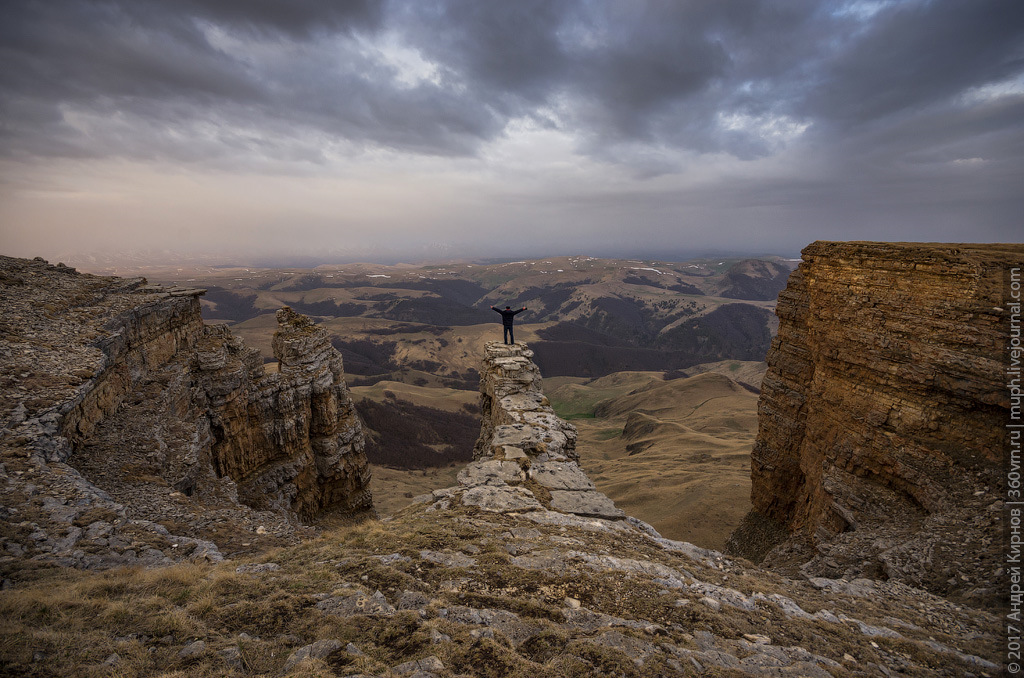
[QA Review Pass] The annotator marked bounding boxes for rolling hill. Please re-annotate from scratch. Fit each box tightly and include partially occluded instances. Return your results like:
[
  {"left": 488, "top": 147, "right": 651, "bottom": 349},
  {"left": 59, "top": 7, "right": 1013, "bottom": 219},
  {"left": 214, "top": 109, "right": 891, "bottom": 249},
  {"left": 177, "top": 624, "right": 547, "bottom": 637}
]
[
  {"left": 148, "top": 255, "right": 789, "bottom": 383},
  {"left": 546, "top": 367, "right": 764, "bottom": 550},
  {"left": 140, "top": 256, "right": 779, "bottom": 545}
]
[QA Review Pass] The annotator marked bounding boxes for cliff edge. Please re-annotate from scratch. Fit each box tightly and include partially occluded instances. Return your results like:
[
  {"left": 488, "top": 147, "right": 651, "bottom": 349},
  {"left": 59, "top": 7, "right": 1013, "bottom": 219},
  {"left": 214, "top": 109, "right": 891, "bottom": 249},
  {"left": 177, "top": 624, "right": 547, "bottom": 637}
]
[
  {"left": 0, "top": 255, "right": 370, "bottom": 568},
  {"left": 728, "top": 241, "right": 1021, "bottom": 605},
  {"left": 0, "top": 259, "right": 1008, "bottom": 676}
]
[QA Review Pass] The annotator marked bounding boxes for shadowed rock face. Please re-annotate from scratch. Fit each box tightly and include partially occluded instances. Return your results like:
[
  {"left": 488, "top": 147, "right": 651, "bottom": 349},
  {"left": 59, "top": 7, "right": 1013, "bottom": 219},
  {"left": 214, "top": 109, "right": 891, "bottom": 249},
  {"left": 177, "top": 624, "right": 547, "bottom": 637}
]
[
  {"left": 418, "top": 341, "right": 623, "bottom": 520},
  {"left": 196, "top": 307, "right": 371, "bottom": 520},
  {"left": 730, "top": 241, "right": 1022, "bottom": 603},
  {"left": 0, "top": 256, "right": 370, "bottom": 568}
]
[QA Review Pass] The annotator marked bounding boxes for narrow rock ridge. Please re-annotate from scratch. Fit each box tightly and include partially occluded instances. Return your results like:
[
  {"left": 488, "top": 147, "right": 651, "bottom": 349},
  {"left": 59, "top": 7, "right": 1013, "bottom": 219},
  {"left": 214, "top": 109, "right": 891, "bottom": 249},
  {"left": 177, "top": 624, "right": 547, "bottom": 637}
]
[
  {"left": 417, "top": 341, "right": 623, "bottom": 520},
  {"left": 291, "top": 349, "right": 1001, "bottom": 678},
  {"left": 0, "top": 256, "right": 371, "bottom": 569},
  {"left": 728, "top": 241, "right": 1021, "bottom": 604}
]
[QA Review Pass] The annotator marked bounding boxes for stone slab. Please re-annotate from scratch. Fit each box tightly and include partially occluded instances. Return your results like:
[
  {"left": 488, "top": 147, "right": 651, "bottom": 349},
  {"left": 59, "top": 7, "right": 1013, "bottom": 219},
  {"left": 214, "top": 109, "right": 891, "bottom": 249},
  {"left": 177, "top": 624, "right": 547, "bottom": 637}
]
[
  {"left": 549, "top": 490, "right": 625, "bottom": 519},
  {"left": 531, "top": 461, "right": 596, "bottom": 491},
  {"left": 461, "top": 485, "right": 543, "bottom": 513},
  {"left": 458, "top": 460, "right": 525, "bottom": 487}
]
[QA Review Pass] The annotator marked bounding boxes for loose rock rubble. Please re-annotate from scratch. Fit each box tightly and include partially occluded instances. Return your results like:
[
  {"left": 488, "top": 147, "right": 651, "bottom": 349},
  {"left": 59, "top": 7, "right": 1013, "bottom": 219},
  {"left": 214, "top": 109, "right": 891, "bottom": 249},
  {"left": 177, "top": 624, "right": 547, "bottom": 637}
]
[{"left": 184, "top": 501, "right": 998, "bottom": 677}]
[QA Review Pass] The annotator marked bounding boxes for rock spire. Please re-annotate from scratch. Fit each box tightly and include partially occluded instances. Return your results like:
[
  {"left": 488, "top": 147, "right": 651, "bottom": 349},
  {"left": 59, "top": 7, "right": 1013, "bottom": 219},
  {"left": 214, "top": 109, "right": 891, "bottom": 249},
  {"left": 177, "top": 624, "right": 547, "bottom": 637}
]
[{"left": 417, "top": 341, "right": 623, "bottom": 520}]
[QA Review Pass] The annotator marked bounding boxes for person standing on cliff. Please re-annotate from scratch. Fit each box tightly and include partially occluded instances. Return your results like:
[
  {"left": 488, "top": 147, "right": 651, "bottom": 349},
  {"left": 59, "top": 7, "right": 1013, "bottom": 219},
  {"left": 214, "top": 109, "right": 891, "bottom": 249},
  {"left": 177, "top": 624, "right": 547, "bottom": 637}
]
[{"left": 490, "top": 305, "right": 526, "bottom": 344}]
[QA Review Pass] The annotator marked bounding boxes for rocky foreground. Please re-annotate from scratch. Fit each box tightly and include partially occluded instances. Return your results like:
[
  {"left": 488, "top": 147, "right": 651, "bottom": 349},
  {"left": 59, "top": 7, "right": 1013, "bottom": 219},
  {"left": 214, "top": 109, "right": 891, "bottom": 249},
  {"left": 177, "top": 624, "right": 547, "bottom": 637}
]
[
  {"left": 3, "top": 489, "right": 1001, "bottom": 677},
  {"left": 0, "top": 252, "right": 1010, "bottom": 676}
]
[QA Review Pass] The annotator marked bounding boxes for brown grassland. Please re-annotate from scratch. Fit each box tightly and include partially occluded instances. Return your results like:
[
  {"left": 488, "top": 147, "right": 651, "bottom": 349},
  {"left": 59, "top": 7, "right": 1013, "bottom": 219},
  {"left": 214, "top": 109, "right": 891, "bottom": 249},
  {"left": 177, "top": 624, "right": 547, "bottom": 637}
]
[
  {"left": 0, "top": 498, "right": 993, "bottom": 677},
  {"left": 547, "top": 366, "right": 763, "bottom": 550}
]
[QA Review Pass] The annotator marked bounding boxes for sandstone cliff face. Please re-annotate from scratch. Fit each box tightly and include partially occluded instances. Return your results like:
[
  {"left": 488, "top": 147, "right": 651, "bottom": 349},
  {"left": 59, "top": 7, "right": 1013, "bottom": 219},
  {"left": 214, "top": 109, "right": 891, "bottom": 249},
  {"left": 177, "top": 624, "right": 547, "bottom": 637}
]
[
  {"left": 730, "top": 241, "right": 1021, "bottom": 602},
  {"left": 419, "top": 341, "right": 623, "bottom": 520},
  {"left": 193, "top": 308, "right": 370, "bottom": 520},
  {"left": 0, "top": 256, "right": 370, "bottom": 569}
]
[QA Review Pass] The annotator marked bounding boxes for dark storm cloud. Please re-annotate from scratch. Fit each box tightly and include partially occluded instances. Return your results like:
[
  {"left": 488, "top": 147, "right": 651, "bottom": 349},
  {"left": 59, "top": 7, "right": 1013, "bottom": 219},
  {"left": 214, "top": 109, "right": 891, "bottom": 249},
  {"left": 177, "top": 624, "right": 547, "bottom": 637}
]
[
  {"left": 395, "top": 0, "right": 575, "bottom": 105},
  {"left": 1, "top": 0, "right": 1022, "bottom": 202},
  {"left": 160, "top": 0, "right": 384, "bottom": 38},
  {"left": 395, "top": 0, "right": 826, "bottom": 157},
  {"left": 0, "top": 0, "right": 499, "bottom": 162},
  {"left": 807, "top": 1, "right": 1024, "bottom": 128}
]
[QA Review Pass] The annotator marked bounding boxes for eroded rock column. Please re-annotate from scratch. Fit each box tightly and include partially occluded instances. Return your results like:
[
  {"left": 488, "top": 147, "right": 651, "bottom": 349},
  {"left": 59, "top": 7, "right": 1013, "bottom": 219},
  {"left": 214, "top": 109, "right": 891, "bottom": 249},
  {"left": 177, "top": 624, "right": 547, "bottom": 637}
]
[
  {"left": 429, "top": 341, "right": 622, "bottom": 519},
  {"left": 197, "top": 307, "right": 372, "bottom": 520}
]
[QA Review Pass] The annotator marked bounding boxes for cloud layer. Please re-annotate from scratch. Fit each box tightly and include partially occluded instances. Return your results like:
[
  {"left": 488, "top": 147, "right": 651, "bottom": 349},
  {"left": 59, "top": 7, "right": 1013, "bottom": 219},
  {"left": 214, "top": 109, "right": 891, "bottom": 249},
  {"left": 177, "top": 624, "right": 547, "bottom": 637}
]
[{"left": 1, "top": 0, "right": 1022, "bottom": 261}]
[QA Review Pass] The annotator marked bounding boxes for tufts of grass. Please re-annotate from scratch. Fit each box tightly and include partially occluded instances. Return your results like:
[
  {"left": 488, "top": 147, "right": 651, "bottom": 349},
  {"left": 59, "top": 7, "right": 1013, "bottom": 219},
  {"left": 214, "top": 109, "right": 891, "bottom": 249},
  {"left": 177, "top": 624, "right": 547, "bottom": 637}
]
[
  {"left": 0, "top": 502, "right": 1003, "bottom": 677},
  {"left": 448, "top": 637, "right": 533, "bottom": 678},
  {"left": 517, "top": 627, "right": 571, "bottom": 664},
  {"left": 568, "top": 639, "right": 640, "bottom": 678}
]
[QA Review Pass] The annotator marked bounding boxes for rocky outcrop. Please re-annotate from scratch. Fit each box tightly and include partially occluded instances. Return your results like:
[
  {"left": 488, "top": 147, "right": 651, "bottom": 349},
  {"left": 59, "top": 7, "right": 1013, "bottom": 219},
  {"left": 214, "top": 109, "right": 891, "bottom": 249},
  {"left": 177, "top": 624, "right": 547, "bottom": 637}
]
[
  {"left": 0, "top": 257, "right": 1009, "bottom": 677},
  {"left": 193, "top": 308, "right": 370, "bottom": 520},
  {"left": 0, "top": 255, "right": 370, "bottom": 569},
  {"left": 417, "top": 341, "right": 623, "bottom": 520},
  {"left": 729, "top": 241, "right": 1021, "bottom": 603}
]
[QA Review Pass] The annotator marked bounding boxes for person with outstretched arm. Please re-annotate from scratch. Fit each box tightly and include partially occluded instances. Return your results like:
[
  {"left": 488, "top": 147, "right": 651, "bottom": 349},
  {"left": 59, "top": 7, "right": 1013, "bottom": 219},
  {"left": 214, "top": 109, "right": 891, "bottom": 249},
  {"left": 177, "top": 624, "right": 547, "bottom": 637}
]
[{"left": 490, "top": 305, "right": 526, "bottom": 344}]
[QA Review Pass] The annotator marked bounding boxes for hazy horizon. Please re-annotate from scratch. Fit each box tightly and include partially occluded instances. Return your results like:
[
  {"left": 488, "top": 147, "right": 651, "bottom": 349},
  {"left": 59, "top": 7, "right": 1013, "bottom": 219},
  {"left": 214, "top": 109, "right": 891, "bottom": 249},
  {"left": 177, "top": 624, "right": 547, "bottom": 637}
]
[
  {"left": 2, "top": 1, "right": 1022, "bottom": 263},
  {"left": 37, "top": 245, "right": 808, "bottom": 272}
]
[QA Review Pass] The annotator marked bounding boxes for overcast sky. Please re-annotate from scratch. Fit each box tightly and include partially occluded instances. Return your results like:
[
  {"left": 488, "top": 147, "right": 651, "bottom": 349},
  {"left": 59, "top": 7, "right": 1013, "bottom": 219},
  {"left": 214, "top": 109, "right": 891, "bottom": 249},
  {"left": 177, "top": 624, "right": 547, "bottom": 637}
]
[{"left": 1, "top": 0, "right": 1021, "bottom": 264}]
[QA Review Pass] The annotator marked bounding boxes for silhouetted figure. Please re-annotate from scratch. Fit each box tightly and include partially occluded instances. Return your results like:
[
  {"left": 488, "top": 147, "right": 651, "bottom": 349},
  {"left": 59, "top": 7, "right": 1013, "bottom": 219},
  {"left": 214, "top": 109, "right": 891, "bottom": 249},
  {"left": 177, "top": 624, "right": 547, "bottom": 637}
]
[{"left": 491, "top": 305, "right": 526, "bottom": 344}]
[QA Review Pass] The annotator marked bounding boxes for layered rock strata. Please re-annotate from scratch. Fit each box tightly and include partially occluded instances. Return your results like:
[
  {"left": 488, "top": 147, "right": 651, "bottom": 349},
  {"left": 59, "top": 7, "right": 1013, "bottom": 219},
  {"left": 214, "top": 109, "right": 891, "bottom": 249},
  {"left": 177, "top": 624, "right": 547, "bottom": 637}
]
[
  {"left": 193, "top": 307, "right": 371, "bottom": 520},
  {"left": 729, "top": 241, "right": 1021, "bottom": 603},
  {"left": 0, "top": 256, "right": 370, "bottom": 569},
  {"left": 418, "top": 341, "right": 623, "bottom": 520}
]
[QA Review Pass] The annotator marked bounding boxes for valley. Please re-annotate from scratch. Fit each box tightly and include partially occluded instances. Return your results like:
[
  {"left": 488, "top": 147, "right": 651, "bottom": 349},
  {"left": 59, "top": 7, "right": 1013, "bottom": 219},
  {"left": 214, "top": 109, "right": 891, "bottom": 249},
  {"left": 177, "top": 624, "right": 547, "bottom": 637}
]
[
  {"left": 549, "top": 364, "right": 764, "bottom": 550},
  {"left": 143, "top": 254, "right": 787, "bottom": 381},
  {"left": 137, "top": 255, "right": 788, "bottom": 549},
  {"left": 1, "top": 247, "right": 1012, "bottom": 677}
]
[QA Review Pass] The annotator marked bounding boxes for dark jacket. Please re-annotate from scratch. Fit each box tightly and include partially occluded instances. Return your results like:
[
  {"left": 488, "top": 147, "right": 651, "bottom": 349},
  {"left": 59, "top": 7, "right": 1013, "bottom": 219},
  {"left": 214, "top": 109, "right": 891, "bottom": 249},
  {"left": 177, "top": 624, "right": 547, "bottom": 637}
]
[{"left": 493, "top": 307, "right": 525, "bottom": 327}]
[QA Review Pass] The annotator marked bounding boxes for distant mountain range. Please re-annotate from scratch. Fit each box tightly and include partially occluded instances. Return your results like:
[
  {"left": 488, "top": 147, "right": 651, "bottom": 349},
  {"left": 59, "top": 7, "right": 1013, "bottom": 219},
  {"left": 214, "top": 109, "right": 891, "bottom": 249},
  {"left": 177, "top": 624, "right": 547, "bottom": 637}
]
[{"left": 148, "top": 254, "right": 793, "bottom": 382}]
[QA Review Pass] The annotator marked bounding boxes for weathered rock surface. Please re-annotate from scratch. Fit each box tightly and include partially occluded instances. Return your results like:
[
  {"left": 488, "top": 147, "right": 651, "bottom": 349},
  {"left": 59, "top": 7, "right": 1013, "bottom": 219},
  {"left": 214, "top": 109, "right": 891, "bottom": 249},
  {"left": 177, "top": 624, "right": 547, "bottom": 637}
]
[
  {"left": 192, "top": 307, "right": 371, "bottom": 520},
  {"left": 0, "top": 256, "right": 1009, "bottom": 677},
  {"left": 3, "top": 487, "right": 1004, "bottom": 676},
  {"left": 728, "top": 241, "right": 1022, "bottom": 605},
  {"left": 0, "top": 255, "right": 371, "bottom": 568},
  {"left": 417, "top": 341, "right": 624, "bottom": 521}
]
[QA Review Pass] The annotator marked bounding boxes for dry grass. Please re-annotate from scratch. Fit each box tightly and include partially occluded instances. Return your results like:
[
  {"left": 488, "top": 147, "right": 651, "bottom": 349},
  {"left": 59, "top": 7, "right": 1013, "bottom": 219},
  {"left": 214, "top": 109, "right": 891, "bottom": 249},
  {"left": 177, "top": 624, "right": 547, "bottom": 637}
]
[
  {"left": 564, "top": 372, "right": 759, "bottom": 550},
  {"left": 545, "top": 372, "right": 664, "bottom": 420},
  {"left": 350, "top": 381, "right": 478, "bottom": 413},
  {"left": 367, "top": 464, "right": 465, "bottom": 517},
  {"left": 0, "top": 499, "right": 1001, "bottom": 677}
]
